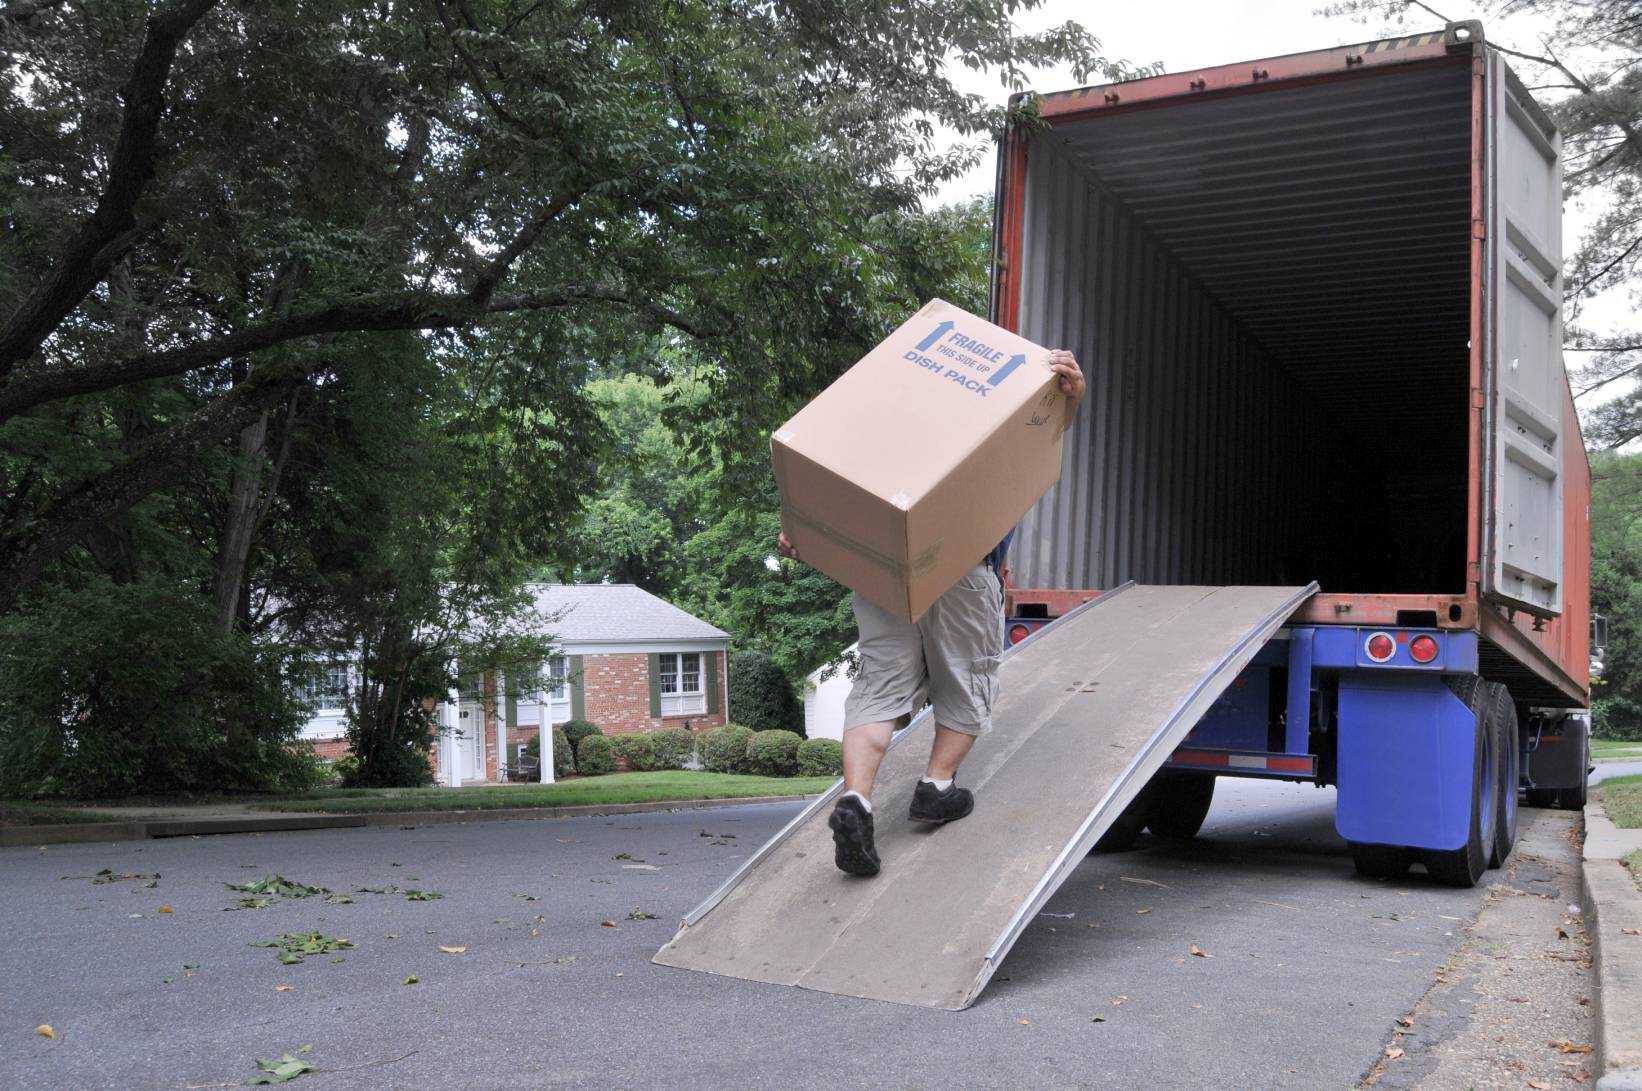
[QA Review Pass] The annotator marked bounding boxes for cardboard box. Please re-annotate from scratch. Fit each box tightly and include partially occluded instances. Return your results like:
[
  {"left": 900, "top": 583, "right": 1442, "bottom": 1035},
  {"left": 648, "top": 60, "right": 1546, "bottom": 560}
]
[{"left": 772, "top": 299, "right": 1069, "bottom": 622}]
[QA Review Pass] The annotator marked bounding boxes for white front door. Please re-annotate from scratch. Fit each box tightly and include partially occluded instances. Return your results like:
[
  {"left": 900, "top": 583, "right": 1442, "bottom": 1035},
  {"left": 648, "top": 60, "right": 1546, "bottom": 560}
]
[{"left": 458, "top": 700, "right": 484, "bottom": 783}]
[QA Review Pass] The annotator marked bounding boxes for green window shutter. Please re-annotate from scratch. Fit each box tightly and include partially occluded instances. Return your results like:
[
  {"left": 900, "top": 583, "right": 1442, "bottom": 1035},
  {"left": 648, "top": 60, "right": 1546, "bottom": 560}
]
[
  {"left": 648, "top": 653, "right": 663, "bottom": 717},
  {"left": 706, "top": 651, "right": 721, "bottom": 715},
  {"left": 505, "top": 685, "right": 518, "bottom": 730},
  {"left": 570, "top": 655, "right": 586, "bottom": 720}
]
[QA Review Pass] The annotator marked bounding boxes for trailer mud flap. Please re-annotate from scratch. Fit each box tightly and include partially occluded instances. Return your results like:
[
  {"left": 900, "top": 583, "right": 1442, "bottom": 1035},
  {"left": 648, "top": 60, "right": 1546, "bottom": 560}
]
[{"left": 653, "top": 582, "right": 1317, "bottom": 1010}]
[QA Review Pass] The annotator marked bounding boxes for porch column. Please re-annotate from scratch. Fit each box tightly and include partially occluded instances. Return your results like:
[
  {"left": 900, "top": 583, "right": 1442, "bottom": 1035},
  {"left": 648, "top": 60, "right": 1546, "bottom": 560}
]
[
  {"left": 496, "top": 671, "right": 508, "bottom": 783},
  {"left": 539, "top": 700, "right": 554, "bottom": 784},
  {"left": 445, "top": 671, "right": 462, "bottom": 787}
]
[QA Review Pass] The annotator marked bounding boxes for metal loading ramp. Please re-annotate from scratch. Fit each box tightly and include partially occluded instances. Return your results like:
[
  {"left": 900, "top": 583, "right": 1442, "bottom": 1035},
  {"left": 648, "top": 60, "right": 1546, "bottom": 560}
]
[{"left": 653, "top": 582, "right": 1318, "bottom": 1010}]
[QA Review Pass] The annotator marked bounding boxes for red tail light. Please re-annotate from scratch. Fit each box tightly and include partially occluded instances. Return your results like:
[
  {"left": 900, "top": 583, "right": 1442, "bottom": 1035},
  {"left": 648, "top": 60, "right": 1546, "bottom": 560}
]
[
  {"left": 1008, "top": 623, "right": 1033, "bottom": 645},
  {"left": 1365, "top": 632, "right": 1395, "bottom": 662},
  {"left": 1409, "top": 635, "right": 1439, "bottom": 664}
]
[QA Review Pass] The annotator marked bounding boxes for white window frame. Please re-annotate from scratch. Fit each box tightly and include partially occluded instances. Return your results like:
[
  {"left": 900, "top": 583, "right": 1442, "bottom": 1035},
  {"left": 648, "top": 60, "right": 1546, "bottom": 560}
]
[
  {"left": 300, "top": 661, "right": 350, "bottom": 713},
  {"left": 658, "top": 651, "right": 706, "bottom": 716},
  {"left": 545, "top": 655, "right": 569, "bottom": 702}
]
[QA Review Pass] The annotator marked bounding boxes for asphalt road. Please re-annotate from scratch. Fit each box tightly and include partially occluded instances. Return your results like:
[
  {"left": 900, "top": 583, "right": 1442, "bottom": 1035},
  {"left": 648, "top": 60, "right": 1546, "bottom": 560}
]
[{"left": 1, "top": 778, "right": 1586, "bottom": 1090}]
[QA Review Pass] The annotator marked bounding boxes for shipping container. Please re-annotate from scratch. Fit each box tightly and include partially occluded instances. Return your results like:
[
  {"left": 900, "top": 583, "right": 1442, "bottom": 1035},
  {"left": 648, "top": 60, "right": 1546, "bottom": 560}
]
[{"left": 991, "top": 22, "right": 1594, "bottom": 882}]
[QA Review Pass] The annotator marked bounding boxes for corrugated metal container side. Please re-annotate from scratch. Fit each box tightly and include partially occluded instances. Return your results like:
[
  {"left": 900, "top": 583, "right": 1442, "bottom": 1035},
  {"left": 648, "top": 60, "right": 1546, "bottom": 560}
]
[{"left": 997, "top": 26, "right": 1590, "bottom": 707}]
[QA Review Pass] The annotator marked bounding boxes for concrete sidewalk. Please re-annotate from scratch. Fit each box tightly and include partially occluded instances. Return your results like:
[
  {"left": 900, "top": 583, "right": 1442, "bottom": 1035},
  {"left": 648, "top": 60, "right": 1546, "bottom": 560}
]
[{"left": 1583, "top": 792, "right": 1642, "bottom": 1090}]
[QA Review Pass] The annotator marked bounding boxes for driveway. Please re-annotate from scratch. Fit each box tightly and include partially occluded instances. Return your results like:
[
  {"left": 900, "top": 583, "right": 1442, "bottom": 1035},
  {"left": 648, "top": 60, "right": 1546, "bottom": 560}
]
[{"left": 1, "top": 778, "right": 1591, "bottom": 1089}]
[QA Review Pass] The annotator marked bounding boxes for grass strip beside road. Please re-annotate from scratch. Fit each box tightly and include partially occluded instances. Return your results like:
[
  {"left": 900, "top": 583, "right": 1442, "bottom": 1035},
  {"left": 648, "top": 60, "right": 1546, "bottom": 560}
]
[
  {"left": 250, "top": 771, "right": 837, "bottom": 814},
  {"left": 0, "top": 802, "right": 124, "bottom": 826},
  {"left": 1603, "top": 774, "right": 1642, "bottom": 829},
  {"left": 1593, "top": 738, "right": 1642, "bottom": 763}
]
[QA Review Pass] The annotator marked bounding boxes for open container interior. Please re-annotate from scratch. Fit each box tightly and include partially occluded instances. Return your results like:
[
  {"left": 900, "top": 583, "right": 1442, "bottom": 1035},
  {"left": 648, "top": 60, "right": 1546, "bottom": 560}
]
[{"left": 1009, "top": 59, "right": 1474, "bottom": 597}]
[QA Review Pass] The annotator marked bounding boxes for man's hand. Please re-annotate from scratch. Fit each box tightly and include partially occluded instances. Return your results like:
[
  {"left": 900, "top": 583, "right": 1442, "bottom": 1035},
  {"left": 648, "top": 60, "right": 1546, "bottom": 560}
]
[
  {"left": 1048, "top": 350, "right": 1085, "bottom": 403},
  {"left": 777, "top": 531, "right": 799, "bottom": 561}
]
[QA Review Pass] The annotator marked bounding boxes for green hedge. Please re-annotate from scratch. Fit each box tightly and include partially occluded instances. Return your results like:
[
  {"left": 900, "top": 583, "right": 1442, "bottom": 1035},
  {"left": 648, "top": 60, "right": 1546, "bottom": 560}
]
[
  {"left": 650, "top": 727, "right": 694, "bottom": 771},
  {"left": 746, "top": 729, "right": 803, "bottom": 776},
  {"left": 562, "top": 719, "right": 602, "bottom": 752},
  {"left": 551, "top": 727, "right": 575, "bottom": 778},
  {"left": 609, "top": 732, "right": 656, "bottom": 772},
  {"left": 727, "top": 651, "right": 804, "bottom": 735},
  {"left": 576, "top": 734, "right": 616, "bottom": 776},
  {"left": 701, "top": 724, "right": 754, "bottom": 774},
  {"left": 796, "top": 737, "right": 843, "bottom": 777}
]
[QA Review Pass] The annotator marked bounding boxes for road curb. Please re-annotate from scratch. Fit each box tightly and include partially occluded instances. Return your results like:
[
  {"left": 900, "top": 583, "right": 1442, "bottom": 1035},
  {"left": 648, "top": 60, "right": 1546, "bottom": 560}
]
[
  {"left": 1582, "top": 795, "right": 1642, "bottom": 1090},
  {"left": 0, "top": 793, "right": 818, "bottom": 849}
]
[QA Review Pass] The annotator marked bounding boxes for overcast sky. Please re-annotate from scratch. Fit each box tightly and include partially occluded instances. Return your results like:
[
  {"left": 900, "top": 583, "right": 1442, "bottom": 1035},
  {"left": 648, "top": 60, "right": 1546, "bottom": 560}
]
[{"left": 927, "top": 0, "right": 1627, "bottom": 335}]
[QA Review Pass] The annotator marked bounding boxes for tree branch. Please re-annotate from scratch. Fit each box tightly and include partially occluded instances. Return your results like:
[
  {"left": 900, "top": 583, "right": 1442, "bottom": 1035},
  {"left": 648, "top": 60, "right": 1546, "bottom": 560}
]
[
  {"left": 0, "top": 0, "right": 216, "bottom": 376},
  {"left": 0, "top": 285, "right": 708, "bottom": 424}
]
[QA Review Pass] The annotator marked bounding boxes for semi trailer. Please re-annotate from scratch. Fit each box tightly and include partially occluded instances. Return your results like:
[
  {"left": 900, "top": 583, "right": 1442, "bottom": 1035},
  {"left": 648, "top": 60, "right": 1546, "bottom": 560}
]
[
  {"left": 653, "top": 23, "right": 1594, "bottom": 1011},
  {"left": 997, "top": 20, "right": 1592, "bottom": 885}
]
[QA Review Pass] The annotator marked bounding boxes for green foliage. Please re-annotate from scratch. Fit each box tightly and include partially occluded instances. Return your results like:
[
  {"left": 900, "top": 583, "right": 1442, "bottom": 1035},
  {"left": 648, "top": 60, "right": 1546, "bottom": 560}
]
[
  {"left": 727, "top": 651, "right": 803, "bottom": 735},
  {"left": 1591, "top": 452, "right": 1642, "bottom": 739},
  {"left": 609, "top": 733, "right": 657, "bottom": 772},
  {"left": 796, "top": 737, "right": 845, "bottom": 778},
  {"left": 649, "top": 728, "right": 695, "bottom": 771},
  {"left": 576, "top": 734, "right": 617, "bottom": 777},
  {"left": 0, "top": 577, "right": 317, "bottom": 799},
  {"left": 562, "top": 720, "right": 603, "bottom": 752},
  {"left": 701, "top": 725, "right": 755, "bottom": 774},
  {"left": 551, "top": 728, "right": 575, "bottom": 778},
  {"left": 745, "top": 730, "right": 803, "bottom": 777}
]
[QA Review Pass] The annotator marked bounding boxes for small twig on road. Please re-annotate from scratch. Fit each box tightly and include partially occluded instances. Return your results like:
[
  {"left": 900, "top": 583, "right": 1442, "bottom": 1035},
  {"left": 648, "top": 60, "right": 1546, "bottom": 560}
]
[
  {"left": 316, "top": 1050, "right": 419, "bottom": 1076},
  {"left": 1254, "top": 899, "right": 1303, "bottom": 912},
  {"left": 1119, "top": 876, "right": 1169, "bottom": 888}
]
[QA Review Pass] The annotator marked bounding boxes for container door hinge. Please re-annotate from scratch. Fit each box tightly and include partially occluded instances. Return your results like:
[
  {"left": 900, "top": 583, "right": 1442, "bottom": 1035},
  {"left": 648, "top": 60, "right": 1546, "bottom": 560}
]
[{"left": 1471, "top": 219, "right": 1487, "bottom": 241}]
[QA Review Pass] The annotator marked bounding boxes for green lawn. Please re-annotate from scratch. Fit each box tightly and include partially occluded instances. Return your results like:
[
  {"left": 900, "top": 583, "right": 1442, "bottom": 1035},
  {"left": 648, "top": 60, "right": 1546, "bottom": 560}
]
[
  {"left": 1603, "top": 775, "right": 1642, "bottom": 829},
  {"left": 251, "top": 771, "right": 836, "bottom": 814},
  {"left": 1593, "top": 738, "right": 1642, "bottom": 763},
  {"left": 1625, "top": 849, "right": 1641, "bottom": 894},
  {"left": 0, "top": 802, "right": 124, "bottom": 826}
]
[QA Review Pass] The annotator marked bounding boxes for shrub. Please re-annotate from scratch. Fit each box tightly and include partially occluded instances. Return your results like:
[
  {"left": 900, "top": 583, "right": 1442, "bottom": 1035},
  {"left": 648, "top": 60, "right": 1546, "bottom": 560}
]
[
  {"left": 701, "top": 724, "right": 754, "bottom": 773},
  {"left": 576, "top": 734, "right": 617, "bottom": 776},
  {"left": 746, "top": 729, "right": 803, "bottom": 776},
  {"left": 650, "top": 727, "right": 694, "bottom": 771},
  {"left": 609, "top": 732, "right": 657, "bottom": 772},
  {"left": 728, "top": 651, "right": 804, "bottom": 736},
  {"left": 518, "top": 729, "right": 575, "bottom": 778},
  {"left": 551, "top": 728, "right": 575, "bottom": 777},
  {"left": 796, "top": 737, "right": 844, "bottom": 777},
  {"left": 561, "top": 719, "right": 602, "bottom": 752}
]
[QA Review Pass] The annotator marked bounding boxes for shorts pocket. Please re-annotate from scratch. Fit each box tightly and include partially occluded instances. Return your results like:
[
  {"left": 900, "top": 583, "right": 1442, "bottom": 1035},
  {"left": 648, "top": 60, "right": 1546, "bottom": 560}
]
[{"left": 969, "top": 653, "right": 1001, "bottom": 710}]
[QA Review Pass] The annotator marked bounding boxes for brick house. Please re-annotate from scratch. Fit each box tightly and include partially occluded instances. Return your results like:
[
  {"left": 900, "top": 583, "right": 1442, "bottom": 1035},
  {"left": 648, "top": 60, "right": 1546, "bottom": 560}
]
[{"left": 297, "top": 583, "right": 731, "bottom": 783}]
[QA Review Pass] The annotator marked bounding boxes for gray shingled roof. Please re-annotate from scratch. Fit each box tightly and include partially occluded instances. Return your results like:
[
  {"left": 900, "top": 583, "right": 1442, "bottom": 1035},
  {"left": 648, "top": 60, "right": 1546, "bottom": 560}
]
[{"left": 528, "top": 584, "right": 729, "bottom": 645}]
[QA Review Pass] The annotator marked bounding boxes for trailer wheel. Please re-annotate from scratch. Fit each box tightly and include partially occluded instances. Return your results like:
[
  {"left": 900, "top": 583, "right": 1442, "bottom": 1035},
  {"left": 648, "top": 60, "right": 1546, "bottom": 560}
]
[
  {"left": 1092, "top": 785, "right": 1155, "bottom": 853},
  {"left": 1524, "top": 718, "right": 1590, "bottom": 811},
  {"left": 1424, "top": 680, "right": 1495, "bottom": 888},
  {"left": 1146, "top": 773, "right": 1215, "bottom": 840},
  {"left": 1488, "top": 683, "right": 1520, "bottom": 868},
  {"left": 1350, "top": 844, "right": 1412, "bottom": 879}
]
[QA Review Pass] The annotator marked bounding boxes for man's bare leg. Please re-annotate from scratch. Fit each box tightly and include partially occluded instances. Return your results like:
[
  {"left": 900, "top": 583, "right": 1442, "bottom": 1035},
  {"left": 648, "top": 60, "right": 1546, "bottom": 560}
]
[
  {"left": 841, "top": 720, "right": 894, "bottom": 799},
  {"left": 925, "top": 723, "right": 977, "bottom": 781}
]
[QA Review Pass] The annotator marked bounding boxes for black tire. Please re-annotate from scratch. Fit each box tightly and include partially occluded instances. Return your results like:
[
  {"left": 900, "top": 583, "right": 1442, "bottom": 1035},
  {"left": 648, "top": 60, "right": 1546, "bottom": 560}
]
[
  {"left": 1424, "top": 678, "right": 1493, "bottom": 888},
  {"left": 1351, "top": 843, "right": 1413, "bottom": 880},
  {"left": 1092, "top": 785, "right": 1155, "bottom": 853},
  {"left": 1487, "top": 683, "right": 1520, "bottom": 868},
  {"left": 1524, "top": 723, "right": 1590, "bottom": 811},
  {"left": 1146, "top": 773, "right": 1215, "bottom": 840}
]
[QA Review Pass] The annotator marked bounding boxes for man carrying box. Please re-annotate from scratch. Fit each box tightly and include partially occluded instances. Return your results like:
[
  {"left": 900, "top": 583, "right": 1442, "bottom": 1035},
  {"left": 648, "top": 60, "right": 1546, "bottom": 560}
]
[{"left": 779, "top": 350, "right": 1085, "bottom": 877}]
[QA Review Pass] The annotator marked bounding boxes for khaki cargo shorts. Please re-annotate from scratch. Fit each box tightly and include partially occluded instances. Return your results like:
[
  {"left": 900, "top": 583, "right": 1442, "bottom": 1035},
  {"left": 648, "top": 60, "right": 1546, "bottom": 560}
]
[{"left": 842, "top": 564, "right": 1006, "bottom": 736}]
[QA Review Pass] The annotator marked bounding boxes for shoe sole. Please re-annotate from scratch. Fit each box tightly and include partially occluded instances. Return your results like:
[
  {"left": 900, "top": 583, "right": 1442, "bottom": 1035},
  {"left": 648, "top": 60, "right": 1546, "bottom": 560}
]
[
  {"left": 909, "top": 794, "right": 976, "bottom": 825},
  {"left": 828, "top": 806, "right": 880, "bottom": 877}
]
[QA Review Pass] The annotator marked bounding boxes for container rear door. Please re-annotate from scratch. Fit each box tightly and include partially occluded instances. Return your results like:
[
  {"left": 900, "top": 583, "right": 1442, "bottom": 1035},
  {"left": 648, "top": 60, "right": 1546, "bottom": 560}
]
[{"left": 1484, "top": 54, "right": 1564, "bottom": 616}]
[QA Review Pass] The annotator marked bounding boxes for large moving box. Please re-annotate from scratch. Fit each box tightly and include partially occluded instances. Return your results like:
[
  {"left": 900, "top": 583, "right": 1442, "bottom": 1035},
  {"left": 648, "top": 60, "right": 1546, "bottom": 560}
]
[{"left": 772, "top": 299, "right": 1069, "bottom": 622}]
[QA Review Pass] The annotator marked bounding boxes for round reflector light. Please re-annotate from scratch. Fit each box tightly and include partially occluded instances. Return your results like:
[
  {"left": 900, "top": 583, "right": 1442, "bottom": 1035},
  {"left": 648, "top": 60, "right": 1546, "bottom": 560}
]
[
  {"left": 1409, "top": 635, "right": 1439, "bottom": 664},
  {"left": 1008, "top": 623, "right": 1032, "bottom": 645},
  {"left": 1365, "top": 632, "right": 1396, "bottom": 662}
]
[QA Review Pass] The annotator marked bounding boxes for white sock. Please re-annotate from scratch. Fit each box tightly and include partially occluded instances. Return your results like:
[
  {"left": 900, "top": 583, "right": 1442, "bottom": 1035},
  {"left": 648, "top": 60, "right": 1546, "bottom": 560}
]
[
  {"left": 921, "top": 776, "right": 953, "bottom": 791},
  {"left": 842, "top": 789, "right": 873, "bottom": 813}
]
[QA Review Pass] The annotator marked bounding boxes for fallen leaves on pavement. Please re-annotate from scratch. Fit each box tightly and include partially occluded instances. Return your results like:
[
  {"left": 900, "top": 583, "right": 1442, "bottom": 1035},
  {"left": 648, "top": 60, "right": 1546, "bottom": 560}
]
[
  {"left": 600, "top": 920, "right": 619, "bottom": 929},
  {"left": 35, "top": 1025, "right": 54, "bottom": 1039},
  {"left": 438, "top": 946, "right": 467, "bottom": 955},
  {"left": 273, "top": 985, "right": 293, "bottom": 992},
  {"left": 1384, "top": 1047, "right": 1404, "bottom": 1060},
  {"left": 1120, "top": 876, "right": 1168, "bottom": 888},
  {"left": 626, "top": 908, "right": 658, "bottom": 921},
  {"left": 248, "top": 1054, "right": 316, "bottom": 1085},
  {"left": 226, "top": 897, "right": 276, "bottom": 911},
  {"left": 1549, "top": 1040, "right": 1593, "bottom": 1054},
  {"left": 228, "top": 876, "right": 329, "bottom": 899},
  {"left": 249, "top": 933, "right": 355, "bottom": 965},
  {"left": 403, "top": 975, "right": 419, "bottom": 985},
  {"left": 1189, "top": 944, "right": 1211, "bottom": 958}
]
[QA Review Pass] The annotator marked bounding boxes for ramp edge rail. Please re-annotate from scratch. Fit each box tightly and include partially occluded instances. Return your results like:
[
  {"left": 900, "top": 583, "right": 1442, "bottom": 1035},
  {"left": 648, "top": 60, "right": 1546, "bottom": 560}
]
[
  {"left": 964, "top": 580, "right": 1320, "bottom": 1008},
  {"left": 672, "top": 581, "right": 1139, "bottom": 931}
]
